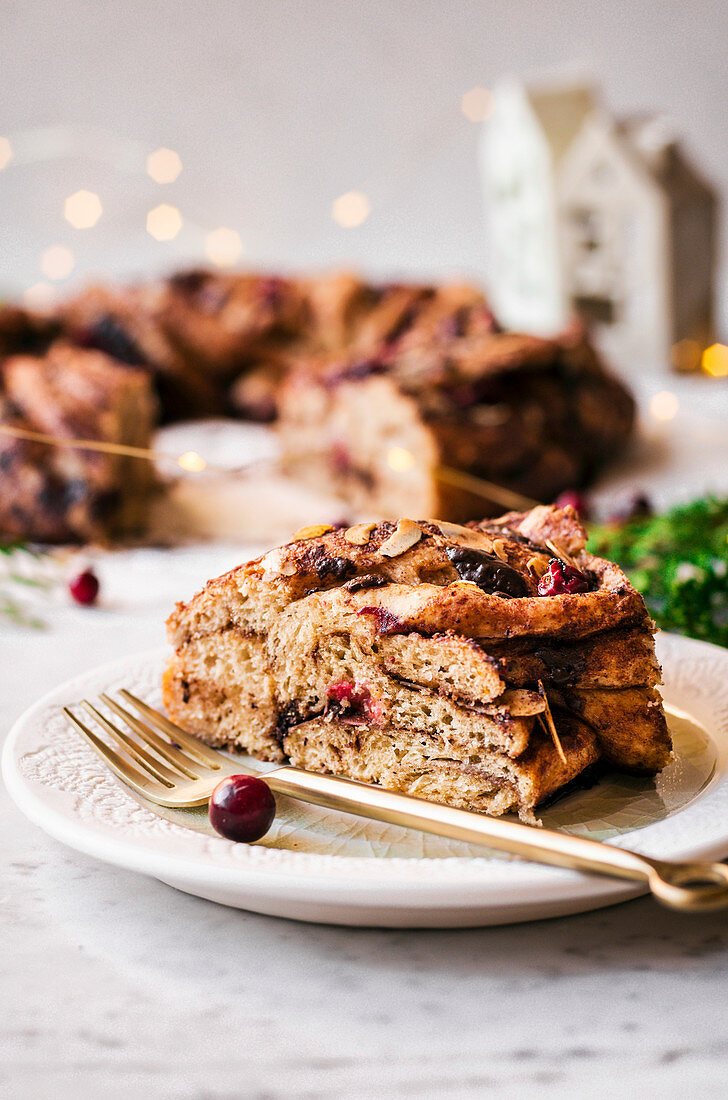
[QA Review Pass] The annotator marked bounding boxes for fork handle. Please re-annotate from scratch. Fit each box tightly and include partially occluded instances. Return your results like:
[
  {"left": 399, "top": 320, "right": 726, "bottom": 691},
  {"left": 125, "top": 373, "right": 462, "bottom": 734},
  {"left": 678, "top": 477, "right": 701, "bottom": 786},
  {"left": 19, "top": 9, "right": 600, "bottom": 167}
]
[{"left": 265, "top": 766, "right": 728, "bottom": 912}]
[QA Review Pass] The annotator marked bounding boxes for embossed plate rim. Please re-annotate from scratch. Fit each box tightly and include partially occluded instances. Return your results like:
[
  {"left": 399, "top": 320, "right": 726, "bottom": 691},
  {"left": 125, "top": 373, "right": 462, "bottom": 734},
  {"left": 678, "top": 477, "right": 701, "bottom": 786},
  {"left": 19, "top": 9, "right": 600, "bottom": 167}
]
[{"left": 4, "top": 632, "right": 728, "bottom": 926}]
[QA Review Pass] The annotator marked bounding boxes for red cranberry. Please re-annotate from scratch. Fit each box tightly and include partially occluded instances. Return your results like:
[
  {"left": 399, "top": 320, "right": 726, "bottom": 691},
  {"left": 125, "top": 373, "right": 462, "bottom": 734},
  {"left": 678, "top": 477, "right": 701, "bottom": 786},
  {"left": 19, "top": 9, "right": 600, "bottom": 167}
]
[
  {"left": 208, "top": 774, "right": 276, "bottom": 843},
  {"left": 69, "top": 568, "right": 100, "bottom": 606},
  {"left": 555, "top": 490, "right": 591, "bottom": 521},
  {"left": 327, "top": 680, "right": 359, "bottom": 705},
  {"left": 326, "top": 680, "right": 383, "bottom": 724},
  {"left": 537, "top": 558, "right": 591, "bottom": 596},
  {"left": 357, "top": 605, "right": 402, "bottom": 634}
]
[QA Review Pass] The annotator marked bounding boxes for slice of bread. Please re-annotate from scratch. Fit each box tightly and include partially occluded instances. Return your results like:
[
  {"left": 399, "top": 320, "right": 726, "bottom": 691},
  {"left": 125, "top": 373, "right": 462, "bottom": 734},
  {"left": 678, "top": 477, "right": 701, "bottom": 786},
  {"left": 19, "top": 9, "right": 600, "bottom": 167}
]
[{"left": 164, "top": 506, "right": 671, "bottom": 821}]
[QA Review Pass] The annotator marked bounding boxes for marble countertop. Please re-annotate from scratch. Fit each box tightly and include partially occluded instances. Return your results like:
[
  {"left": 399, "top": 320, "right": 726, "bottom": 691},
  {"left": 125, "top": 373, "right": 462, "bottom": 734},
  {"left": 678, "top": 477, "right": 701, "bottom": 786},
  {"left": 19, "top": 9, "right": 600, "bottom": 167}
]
[{"left": 3, "top": 387, "right": 728, "bottom": 1098}]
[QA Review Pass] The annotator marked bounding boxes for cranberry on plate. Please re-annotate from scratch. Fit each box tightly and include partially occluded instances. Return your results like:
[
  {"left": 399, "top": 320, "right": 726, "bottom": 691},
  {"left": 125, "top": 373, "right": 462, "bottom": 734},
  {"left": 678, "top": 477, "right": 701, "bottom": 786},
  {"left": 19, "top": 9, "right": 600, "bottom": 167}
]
[
  {"left": 537, "top": 558, "right": 591, "bottom": 596},
  {"left": 68, "top": 568, "right": 100, "bottom": 606},
  {"left": 208, "top": 774, "right": 276, "bottom": 843}
]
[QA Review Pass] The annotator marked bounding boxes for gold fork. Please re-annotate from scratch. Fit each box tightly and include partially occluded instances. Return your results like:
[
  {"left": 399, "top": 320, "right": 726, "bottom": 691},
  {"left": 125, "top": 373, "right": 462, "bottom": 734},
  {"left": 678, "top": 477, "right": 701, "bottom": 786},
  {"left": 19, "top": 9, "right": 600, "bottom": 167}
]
[{"left": 63, "top": 689, "right": 728, "bottom": 913}]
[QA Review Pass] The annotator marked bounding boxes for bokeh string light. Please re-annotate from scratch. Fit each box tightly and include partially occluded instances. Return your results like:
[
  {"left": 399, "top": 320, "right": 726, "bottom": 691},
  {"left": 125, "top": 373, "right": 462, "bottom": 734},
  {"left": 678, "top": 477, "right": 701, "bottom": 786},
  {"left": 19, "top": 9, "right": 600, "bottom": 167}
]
[
  {"left": 1, "top": 117, "right": 723, "bottom": 373},
  {"left": 702, "top": 343, "right": 728, "bottom": 378},
  {"left": 649, "top": 391, "right": 680, "bottom": 421},
  {"left": 205, "top": 227, "right": 244, "bottom": 267},
  {"left": 331, "top": 190, "right": 371, "bottom": 228},
  {"left": 64, "top": 189, "right": 103, "bottom": 229},
  {"left": 146, "top": 203, "right": 183, "bottom": 242},
  {"left": 461, "top": 86, "right": 493, "bottom": 123},
  {"left": 146, "top": 147, "right": 182, "bottom": 184},
  {"left": 40, "top": 245, "right": 74, "bottom": 281},
  {"left": 0, "top": 424, "right": 538, "bottom": 512},
  {"left": 0, "top": 127, "right": 233, "bottom": 291}
]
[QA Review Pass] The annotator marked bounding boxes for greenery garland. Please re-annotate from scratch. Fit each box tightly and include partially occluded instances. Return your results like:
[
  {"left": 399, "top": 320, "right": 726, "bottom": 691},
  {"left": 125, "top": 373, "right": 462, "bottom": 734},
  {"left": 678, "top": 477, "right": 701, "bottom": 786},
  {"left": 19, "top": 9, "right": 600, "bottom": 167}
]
[{"left": 588, "top": 496, "right": 728, "bottom": 648}]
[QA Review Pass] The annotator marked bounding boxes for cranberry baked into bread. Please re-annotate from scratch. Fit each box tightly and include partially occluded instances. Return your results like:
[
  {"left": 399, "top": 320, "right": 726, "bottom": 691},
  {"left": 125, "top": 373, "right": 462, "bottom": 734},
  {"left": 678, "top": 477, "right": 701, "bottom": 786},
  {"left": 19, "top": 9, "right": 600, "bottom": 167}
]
[{"left": 163, "top": 505, "right": 670, "bottom": 821}]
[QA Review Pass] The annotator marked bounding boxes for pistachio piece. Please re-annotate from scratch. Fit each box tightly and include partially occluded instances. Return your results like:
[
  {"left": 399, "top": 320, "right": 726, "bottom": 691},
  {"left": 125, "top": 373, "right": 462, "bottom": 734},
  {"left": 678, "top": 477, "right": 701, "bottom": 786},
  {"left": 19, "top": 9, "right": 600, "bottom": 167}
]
[
  {"left": 344, "top": 521, "right": 377, "bottom": 546},
  {"left": 379, "top": 519, "right": 423, "bottom": 558},
  {"left": 291, "top": 524, "right": 334, "bottom": 541}
]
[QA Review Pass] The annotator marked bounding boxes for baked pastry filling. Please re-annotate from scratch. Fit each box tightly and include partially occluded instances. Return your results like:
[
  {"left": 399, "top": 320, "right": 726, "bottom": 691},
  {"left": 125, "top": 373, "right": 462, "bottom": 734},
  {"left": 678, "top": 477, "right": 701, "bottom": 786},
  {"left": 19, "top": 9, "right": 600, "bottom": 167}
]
[
  {"left": 0, "top": 269, "right": 634, "bottom": 541},
  {"left": 164, "top": 505, "right": 671, "bottom": 822}
]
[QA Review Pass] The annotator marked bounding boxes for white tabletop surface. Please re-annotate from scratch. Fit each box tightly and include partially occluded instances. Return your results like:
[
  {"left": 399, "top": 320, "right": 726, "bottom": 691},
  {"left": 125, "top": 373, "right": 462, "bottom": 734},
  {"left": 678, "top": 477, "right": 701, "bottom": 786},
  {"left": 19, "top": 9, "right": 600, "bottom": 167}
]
[{"left": 3, "top": 379, "right": 728, "bottom": 1099}]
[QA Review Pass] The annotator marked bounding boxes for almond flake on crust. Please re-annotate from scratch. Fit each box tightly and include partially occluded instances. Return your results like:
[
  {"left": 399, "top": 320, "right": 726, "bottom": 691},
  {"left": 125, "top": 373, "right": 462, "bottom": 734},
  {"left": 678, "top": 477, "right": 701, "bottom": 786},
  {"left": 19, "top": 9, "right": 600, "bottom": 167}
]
[
  {"left": 492, "top": 538, "right": 509, "bottom": 562},
  {"left": 344, "top": 521, "right": 377, "bottom": 545},
  {"left": 379, "top": 519, "right": 423, "bottom": 557},
  {"left": 431, "top": 520, "right": 493, "bottom": 552},
  {"left": 292, "top": 524, "right": 335, "bottom": 541},
  {"left": 260, "top": 548, "right": 298, "bottom": 576},
  {"left": 527, "top": 555, "right": 549, "bottom": 578}
]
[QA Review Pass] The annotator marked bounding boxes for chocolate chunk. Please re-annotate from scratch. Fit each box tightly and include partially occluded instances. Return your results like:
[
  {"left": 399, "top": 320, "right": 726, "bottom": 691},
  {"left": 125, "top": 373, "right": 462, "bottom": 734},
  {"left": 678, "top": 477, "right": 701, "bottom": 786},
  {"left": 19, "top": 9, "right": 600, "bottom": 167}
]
[
  {"left": 533, "top": 645, "right": 588, "bottom": 684},
  {"left": 303, "top": 544, "right": 356, "bottom": 582},
  {"left": 445, "top": 545, "right": 530, "bottom": 597},
  {"left": 343, "top": 573, "right": 388, "bottom": 593},
  {"left": 274, "top": 700, "right": 306, "bottom": 747}
]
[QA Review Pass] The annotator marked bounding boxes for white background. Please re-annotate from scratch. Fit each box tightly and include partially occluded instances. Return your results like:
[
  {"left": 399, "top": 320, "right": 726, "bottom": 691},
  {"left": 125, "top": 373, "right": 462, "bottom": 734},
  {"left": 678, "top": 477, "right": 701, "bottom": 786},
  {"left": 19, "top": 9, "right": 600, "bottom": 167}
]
[{"left": 1, "top": 0, "right": 726, "bottom": 333}]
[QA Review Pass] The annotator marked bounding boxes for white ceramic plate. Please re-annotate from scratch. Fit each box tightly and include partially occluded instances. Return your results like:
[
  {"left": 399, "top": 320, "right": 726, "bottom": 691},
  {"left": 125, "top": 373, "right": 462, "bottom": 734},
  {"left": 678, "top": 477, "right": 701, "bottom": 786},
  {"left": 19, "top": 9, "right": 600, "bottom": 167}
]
[{"left": 4, "top": 633, "right": 728, "bottom": 927}]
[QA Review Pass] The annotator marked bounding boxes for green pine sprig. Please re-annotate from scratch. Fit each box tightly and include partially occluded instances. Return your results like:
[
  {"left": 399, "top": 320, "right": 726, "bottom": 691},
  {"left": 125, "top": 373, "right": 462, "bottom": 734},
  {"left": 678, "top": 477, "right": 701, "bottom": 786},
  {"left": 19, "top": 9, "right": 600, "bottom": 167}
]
[
  {"left": 588, "top": 496, "right": 728, "bottom": 648},
  {"left": 0, "top": 541, "right": 54, "bottom": 628}
]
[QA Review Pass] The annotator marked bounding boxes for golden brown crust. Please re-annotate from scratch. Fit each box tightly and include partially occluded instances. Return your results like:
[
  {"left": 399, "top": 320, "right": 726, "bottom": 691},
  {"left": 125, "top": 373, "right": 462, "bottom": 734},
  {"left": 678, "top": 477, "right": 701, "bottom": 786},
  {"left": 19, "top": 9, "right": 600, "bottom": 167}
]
[
  {"left": 164, "top": 506, "right": 671, "bottom": 819},
  {"left": 175, "top": 507, "right": 646, "bottom": 644}
]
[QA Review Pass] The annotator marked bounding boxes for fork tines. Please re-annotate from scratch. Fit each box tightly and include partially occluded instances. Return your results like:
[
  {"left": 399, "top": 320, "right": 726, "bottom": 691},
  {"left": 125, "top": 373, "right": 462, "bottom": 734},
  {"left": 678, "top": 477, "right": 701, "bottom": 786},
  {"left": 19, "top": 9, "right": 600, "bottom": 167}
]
[{"left": 63, "top": 690, "right": 229, "bottom": 806}]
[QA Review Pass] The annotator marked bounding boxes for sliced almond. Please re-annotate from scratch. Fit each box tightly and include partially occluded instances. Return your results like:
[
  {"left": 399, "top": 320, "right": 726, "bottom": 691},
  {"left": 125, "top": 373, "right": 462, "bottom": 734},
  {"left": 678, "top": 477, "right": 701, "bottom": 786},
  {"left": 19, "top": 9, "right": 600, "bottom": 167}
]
[
  {"left": 344, "top": 521, "right": 377, "bottom": 546},
  {"left": 432, "top": 520, "right": 493, "bottom": 553},
  {"left": 498, "top": 688, "right": 546, "bottom": 717},
  {"left": 527, "top": 555, "right": 549, "bottom": 578},
  {"left": 291, "top": 523, "right": 334, "bottom": 541},
  {"left": 492, "top": 538, "right": 509, "bottom": 562},
  {"left": 432, "top": 520, "right": 476, "bottom": 540},
  {"left": 545, "top": 539, "right": 578, "bottom": 569},
  {"left": 379, "top": 519, "right": 422, "bottom": 558},
  {"left": 260, "top": 548, "right": 298, "bottom": 577}
]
